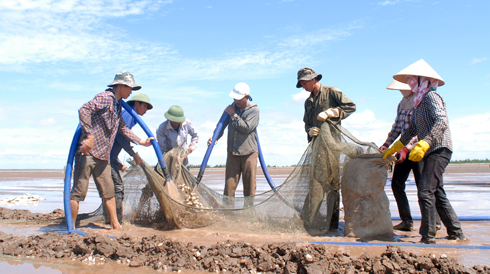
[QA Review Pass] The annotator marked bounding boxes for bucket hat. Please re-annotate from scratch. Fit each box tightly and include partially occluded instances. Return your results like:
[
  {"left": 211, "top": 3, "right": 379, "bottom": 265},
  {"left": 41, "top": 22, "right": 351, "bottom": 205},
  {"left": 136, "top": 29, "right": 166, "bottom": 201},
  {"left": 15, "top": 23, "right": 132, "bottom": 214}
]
[
  {"left": 296, "top": 67, "right": 322, "bottom": 88},
  {"left": 393, "top": 59, "right": 445, "bottom": 86},
  {"left": 165, "top": 105, "right": 185, "bottom": 123},
  {"left": 127, "top": 93, "right": 153, "bottom": 110},
  {"left": 386, "top": 80, "right": 411, "bottom": 91},
  {"left": 108, "top": 71, "right": 141, "bottom": 90},
  {"left": 229, "top": 82, "right": 250, "bottom": 100}
]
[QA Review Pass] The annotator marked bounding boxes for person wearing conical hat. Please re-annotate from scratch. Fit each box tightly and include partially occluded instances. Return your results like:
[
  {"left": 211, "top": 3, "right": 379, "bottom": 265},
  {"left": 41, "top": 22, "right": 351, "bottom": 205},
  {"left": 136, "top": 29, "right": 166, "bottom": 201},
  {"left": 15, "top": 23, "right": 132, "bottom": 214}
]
[
  {"left": 70, "top": 71, "right": 154, "bottom": 231},
  {"left": 156, "top": 105, "right": 199, "bottom": 168},
  {"left": 383, "top": 60, "right": 466, "bottom": 244},
  {"left": 380, "top": 80, "right": 441, "bottom": 232},
  {"left": 296, "top": 67, "right": 356, "bottom": 232},
  {"left": 106, "top": 93, "right": 153, "bottom": 224}
]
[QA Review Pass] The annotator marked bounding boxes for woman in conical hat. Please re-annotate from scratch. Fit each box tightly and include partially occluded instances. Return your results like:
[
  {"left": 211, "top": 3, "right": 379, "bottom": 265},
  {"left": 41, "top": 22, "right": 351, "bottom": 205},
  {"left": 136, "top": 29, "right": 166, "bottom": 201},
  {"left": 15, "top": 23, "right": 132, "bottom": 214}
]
[
  {"left": 382, "top": 60, "right": 465, "bottom": 244},
  {"left": 380, "top": 80, "right": 441, "bottom": 233},
  {"left": 380, "top": 80, "right": 421, "bottom": 232}
]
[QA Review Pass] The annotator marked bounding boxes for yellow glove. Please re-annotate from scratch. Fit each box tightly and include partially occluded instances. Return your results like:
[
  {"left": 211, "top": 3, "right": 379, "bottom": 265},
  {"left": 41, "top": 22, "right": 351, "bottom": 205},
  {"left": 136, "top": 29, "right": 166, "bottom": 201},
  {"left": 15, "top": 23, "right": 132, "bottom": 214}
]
[
  {"left": 317, "top": 108, "right": 340, "bottom": 122},
  {"left": 308, "top": 127, "right": 320, "bottom": 137},
  {"left": 382, "top": 140, "right": 405, "bottom": 159},
  {"left": 408, "top": 140, "right": 430, "bottom": 162}
]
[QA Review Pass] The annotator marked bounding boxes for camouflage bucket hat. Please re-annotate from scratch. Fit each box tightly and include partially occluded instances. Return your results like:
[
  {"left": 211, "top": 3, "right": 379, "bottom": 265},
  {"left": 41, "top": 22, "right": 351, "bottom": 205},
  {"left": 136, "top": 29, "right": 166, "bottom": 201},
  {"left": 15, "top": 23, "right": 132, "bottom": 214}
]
[
  {"left": 296, "top": 67, "right": 322, "bottom": 88},
  {"left": 108, "top": 71, "right": 141, "bottom": 90},
  {"left": 165, "top": 105, "right": 185, "bottom": 123},
  {"left": 127, "top": 93, "right": 153, "bottom": 109}
]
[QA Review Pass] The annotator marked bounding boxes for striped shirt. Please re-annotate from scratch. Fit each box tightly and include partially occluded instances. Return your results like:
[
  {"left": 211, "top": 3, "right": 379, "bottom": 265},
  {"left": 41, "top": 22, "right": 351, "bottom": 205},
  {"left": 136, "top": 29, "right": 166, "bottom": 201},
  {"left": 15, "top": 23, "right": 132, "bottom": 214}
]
[
  {"left": 78, "top": 89, "right": 141, "bottom": 161},
  {"left": 400, "top": 90, "right": 452, "bottom": 154}
]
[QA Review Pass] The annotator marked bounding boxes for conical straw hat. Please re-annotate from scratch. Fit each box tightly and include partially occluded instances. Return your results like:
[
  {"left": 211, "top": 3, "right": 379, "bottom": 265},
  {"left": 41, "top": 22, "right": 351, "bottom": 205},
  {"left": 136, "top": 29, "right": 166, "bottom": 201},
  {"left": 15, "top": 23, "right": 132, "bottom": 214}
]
[
  {"left": 386, "top": 80, "right": 411, "bottom": 91},
  {"left": 393, "top": 59, "right": 445, "bottom": 86}
]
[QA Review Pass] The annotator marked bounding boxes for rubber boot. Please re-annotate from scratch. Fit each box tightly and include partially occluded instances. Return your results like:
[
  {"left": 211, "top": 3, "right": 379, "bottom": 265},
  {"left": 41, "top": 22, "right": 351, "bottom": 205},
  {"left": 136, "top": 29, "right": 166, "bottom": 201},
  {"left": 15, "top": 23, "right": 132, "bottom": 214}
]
[
  {"left": 325, "top": 189, "right": 339, "bottom": 231},
  {"left": 329, "top": 190, "right": 340, "bottom": 230}
]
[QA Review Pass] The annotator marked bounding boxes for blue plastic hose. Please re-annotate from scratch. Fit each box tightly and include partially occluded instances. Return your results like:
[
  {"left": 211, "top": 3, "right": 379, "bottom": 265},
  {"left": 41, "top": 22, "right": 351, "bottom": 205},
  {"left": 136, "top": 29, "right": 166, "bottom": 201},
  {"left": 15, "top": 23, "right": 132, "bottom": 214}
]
[
  {"left": 63, "top": 124, "right": 87, "bottom": 235},
  {"left": 309, "top": 241, "right": 490, "bottom": 250},
  {"left": 195, "top": 103, "right": 276, "bottom": 190},
  {"left": 195, "top": 110, "right": 229, "bottom": 186},
  {"left": 120, "top": 101, "right": 171, "bottom": 180},
  {"left": 64, "top": 101, "right": 170, "bottom": 235}
]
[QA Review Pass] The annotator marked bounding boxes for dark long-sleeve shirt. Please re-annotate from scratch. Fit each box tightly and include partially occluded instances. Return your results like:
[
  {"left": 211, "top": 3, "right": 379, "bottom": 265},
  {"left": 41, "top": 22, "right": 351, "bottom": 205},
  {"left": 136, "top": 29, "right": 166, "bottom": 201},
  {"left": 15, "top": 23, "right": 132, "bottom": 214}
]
[
  {"left": 400, "top": 90, "right": 452, "bottom": 154},
  {"left": 217, "top": 104, "right": 259, "bottom": 156},
  {"left": 303, "top": 84, "right": 356, "bottom": 142},
  {"left": 78, "top": 90, "right": 141, "bottom": 161}
]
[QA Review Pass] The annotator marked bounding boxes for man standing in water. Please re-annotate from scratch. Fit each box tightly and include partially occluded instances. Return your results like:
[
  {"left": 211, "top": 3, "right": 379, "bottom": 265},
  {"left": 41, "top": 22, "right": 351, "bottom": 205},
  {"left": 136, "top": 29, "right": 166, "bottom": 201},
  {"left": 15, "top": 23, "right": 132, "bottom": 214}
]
[
  {"left": 296, "top": 67, "right": 356, "bottom": 232},
  {"left": 209, "top": 83, "right": 259, "bottom": 207},
  {"left": 70, "top": 71, "right": 153, "bottom": 230},
  {"left": 107, "top": 93, "right": 153, "bottom": 224}
]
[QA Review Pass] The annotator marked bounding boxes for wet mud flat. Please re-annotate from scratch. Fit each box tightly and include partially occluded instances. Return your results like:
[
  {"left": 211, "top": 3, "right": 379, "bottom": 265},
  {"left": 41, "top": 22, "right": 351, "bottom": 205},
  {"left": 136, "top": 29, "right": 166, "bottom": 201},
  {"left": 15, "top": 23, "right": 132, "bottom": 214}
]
[
  {"left": 1, "top": 164, "right": 490, "bottom": 273},
  {"left": 0, "top": 207, "right": 489, "bottom": 274},
  {"left": 0, "top": 227, "right": 487, "bottom": 274}
]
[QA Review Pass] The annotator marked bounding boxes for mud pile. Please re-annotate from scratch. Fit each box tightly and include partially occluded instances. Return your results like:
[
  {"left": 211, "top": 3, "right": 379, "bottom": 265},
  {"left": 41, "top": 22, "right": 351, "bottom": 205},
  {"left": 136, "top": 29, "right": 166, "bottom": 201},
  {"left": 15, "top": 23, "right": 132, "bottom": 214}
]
[
  {"left": 0, "top": 207, "right": 64, "bottom": 221},
  {"left": 0, "top": 230, "right": 487, "bottom": 273}
]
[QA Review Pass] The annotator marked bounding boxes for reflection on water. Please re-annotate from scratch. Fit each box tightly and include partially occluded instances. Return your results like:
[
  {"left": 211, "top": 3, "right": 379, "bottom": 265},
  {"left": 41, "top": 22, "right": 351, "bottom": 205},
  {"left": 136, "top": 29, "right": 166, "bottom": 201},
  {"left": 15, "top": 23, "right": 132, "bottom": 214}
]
[
  {"left": 1, "top": 171, "right": 490, "bottom": 219},
  {"left": 0, "top": 254, "right": 202, "bottom": 274}
]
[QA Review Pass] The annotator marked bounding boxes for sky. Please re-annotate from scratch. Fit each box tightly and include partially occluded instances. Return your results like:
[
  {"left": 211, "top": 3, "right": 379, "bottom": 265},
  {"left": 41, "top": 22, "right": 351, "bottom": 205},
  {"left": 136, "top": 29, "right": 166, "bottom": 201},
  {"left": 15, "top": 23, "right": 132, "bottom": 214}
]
[{"left": 0, "top": 0, "right": 489, "bottom": 169}]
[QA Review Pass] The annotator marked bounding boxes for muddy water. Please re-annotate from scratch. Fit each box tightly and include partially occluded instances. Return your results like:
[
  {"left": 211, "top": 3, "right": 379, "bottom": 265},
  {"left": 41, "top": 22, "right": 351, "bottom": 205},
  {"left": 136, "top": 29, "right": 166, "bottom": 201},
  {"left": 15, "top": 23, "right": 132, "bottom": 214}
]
[
  {"left": 1, "top": 167, "right": 490, "bottom": 272},
  {"left": 0, "top": 255, "right": 203, "bottom": 274}
]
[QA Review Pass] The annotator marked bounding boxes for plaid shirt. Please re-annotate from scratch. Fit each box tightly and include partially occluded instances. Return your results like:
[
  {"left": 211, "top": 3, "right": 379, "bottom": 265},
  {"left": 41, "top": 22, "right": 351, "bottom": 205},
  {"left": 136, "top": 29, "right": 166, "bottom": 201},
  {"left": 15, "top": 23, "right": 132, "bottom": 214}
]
[
  {"left": 384, "top": 105, "right": 418, "bottom": 149},
  {"left": 400, "top": 90, "right": 452, "bottom": 154},
  {"left": 79, "top": 89, "right": 141, "bottom": 161}
]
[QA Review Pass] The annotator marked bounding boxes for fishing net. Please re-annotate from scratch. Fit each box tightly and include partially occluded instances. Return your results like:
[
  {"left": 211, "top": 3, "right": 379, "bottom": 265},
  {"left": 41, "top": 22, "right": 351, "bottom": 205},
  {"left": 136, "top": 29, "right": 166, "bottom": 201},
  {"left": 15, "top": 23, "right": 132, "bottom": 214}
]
[{"left": 114, "top": 120, "right": 394, "bottom": 236}]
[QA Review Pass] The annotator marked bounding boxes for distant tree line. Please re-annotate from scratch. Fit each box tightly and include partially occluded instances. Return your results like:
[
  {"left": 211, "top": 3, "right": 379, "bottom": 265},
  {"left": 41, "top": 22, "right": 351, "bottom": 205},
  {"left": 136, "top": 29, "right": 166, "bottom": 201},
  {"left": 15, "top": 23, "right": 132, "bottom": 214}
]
[{"left": 450, "top": 159, "right": 490, "bottom": 164}]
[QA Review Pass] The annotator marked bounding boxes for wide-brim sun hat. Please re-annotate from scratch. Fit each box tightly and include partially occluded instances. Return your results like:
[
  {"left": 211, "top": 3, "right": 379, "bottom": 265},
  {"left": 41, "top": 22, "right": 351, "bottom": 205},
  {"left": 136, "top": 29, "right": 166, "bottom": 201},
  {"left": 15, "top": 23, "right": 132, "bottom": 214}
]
[
  {"left": 393, "top": 59, "right": 445, "bottom": 86},
  {"left": 127, "top": 93, "right": 153, "bottom": 109},
  {"left": 296, "top": 67, "right": 322, "bottom": 88},
  {"left": 229, "top": 82, "right": 250, "bottom": 100},
  {"left": 108, "top": 71, "right": 142, "bottom": 90},
  {"left": 386, "top": 80, "right": 411, "bottom": 91},
  {"left": 165, "top": 105, "right": 185, "bottom": 123}
]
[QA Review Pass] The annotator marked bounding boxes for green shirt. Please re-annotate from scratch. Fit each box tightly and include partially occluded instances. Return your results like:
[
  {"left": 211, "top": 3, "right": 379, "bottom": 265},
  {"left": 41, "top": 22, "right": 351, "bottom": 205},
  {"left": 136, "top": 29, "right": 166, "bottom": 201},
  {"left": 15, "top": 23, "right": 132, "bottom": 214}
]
[{"left": 303, "top": 84, "right": 356, "bottom": 142}]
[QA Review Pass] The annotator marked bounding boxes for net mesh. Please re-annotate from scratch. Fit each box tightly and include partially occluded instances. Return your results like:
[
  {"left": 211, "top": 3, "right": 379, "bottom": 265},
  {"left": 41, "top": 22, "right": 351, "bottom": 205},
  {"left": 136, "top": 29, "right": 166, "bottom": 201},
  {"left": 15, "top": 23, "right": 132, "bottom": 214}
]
[{"left": 119, "top": 121, "right": 386, "bottom": 235}]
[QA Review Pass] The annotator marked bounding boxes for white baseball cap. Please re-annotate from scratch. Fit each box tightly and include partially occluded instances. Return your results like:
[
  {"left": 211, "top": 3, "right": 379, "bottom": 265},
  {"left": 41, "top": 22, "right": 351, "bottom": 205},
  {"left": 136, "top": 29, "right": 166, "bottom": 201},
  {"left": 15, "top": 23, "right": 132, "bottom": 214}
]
[{"left": 229, "top": 82, "right": 250, "bottom": 100}]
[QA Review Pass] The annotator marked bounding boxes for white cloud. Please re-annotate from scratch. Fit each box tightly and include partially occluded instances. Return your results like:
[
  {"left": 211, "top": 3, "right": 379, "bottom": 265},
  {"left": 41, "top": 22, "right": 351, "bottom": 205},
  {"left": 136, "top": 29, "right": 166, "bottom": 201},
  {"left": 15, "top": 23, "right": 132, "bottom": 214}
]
[
  {"left": 0, "top": 0, "right": 174, "bottom": 66},
  {"left": 40, "top": 118, "right": 56, "bottom": 126},
  {"left": 378, "top": 0, "right": 399, "bottom": 6},
  {"left": 471, "top": 57, "right": 488, "bottom": 65},
  {"left": 0, "top": 0, "right": 362, "bottom": 84},
  {"left": 292, "top": 90, "right": 310, "bottom": 101},
  {"left": 0, "top": 149, "right": 36, "bottom": 156},
  {"left": 451, "top": 113, "right": 490, "bottom": 160}
]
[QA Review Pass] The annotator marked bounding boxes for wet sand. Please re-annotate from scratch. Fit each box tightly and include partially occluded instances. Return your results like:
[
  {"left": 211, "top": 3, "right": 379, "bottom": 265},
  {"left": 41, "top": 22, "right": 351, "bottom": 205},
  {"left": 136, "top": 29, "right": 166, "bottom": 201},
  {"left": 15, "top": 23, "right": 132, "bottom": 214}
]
[{"left": 1, "top": 163, "right": 490, "bottom": 273}]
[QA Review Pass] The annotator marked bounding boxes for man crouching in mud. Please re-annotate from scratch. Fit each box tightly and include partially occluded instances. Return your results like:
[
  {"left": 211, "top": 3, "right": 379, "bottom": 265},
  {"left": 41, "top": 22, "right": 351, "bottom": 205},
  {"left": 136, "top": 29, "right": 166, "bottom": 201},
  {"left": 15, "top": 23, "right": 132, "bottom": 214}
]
[{"left": 70, "top": 71, "right": 153, "bottom": 230}]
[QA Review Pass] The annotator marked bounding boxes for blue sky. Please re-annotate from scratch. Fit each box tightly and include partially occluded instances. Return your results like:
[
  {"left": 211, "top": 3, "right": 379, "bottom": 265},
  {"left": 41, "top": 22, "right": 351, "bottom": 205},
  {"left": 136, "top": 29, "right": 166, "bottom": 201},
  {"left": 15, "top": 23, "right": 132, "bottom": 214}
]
[{"left": 0, "top": 0, "right": 489, "bottom": 169}]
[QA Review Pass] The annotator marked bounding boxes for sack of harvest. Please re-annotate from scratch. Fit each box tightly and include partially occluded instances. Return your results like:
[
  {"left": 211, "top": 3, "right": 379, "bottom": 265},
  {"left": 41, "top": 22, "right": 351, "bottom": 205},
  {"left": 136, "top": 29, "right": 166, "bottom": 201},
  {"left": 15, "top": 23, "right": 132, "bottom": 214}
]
[{"left": 341, "top": 154, "right": 394, "bottom": 238}]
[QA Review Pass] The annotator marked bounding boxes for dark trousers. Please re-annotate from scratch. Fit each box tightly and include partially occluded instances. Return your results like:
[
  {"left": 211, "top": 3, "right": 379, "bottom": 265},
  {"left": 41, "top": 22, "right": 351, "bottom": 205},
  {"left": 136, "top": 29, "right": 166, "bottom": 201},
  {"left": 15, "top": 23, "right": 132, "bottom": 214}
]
[
  {"left": 418, "top": 148, "right": 463, "bottom": 239},
  {"left": 392, "top": 159, "right": 423, "bottom": 223}
]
